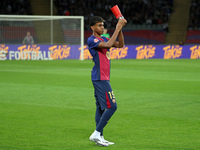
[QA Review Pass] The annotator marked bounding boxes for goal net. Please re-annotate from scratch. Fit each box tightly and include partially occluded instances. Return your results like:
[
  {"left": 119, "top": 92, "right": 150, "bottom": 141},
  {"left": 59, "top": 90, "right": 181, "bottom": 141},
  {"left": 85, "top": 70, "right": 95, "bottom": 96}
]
[{"left": 0, "top": 15, "right": 84, "bottom": 59}]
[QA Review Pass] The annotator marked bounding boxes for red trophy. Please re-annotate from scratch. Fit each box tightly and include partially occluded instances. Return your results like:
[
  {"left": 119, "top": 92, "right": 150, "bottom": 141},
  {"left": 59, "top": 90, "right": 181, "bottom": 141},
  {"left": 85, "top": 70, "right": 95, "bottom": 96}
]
[{"left": 111, "top": 5, "right": 124, "bottom": 19}]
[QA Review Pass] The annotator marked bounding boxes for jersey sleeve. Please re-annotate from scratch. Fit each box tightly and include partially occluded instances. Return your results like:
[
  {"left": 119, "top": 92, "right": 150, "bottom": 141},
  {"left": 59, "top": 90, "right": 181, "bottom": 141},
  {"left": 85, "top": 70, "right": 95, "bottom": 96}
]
[
  {"left": 87, "top": 37, "right": 102, "bottom": 50},
  {"left": 102, "top": 36, "right": 109, "bottom": 42}
]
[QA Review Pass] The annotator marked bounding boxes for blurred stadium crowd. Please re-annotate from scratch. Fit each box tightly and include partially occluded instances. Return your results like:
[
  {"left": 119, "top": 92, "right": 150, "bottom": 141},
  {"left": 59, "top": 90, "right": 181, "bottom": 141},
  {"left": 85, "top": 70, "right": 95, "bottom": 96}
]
[
  {"left": 188, "top": 0, "right": 200, "bottom": 29},
  {"left": 1, "top": 0, "right": 200, "bottom": 30},
  {"left": 54, "top": 0, "right": 173, "bottom": 30},
  {"left": 0, "top": 0, "right": 32, "bottom": 15}
]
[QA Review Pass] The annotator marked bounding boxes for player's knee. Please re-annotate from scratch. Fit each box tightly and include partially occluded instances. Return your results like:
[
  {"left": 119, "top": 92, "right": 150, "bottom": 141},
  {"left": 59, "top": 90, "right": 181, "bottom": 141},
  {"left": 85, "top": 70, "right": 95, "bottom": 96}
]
[{"left": 111, "top": 104, "right": 117, "bottom": 112}]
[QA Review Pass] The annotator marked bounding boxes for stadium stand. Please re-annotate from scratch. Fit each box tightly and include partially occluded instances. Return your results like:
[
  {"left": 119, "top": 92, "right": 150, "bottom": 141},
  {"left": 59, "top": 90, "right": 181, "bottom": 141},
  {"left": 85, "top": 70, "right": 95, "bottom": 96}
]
[
  {"left": 84, "top": 30, "right": 165, "bottom": 45},
  {"left": 54, "top": 0, "right": 173, "bottom": 30},
  {"left": 188, "top": 0, "right": 200, "bottom": 30},
  {"left": 0, "top": 0, "right": 36, "bottom": 44},
  {"left": 0, "top": 0, "right": 32, "bottom": 15},
  {"left": 0, "top": 22, "right": 37, "bottom": 44},
  {"left": 0, "top": 0, "right": 182, "bottom": 45},
  {"left": 61, "top": 19, "right": 81, "bottom": 44},
  {"left": 186, "top": 30, "right": 200, "bottom": 44},
  {"left": 54, "top": 0, "right": 173, "bottom": 44},
  {"left": 186, "top": 0, "right": 200, "bottom": 44}
]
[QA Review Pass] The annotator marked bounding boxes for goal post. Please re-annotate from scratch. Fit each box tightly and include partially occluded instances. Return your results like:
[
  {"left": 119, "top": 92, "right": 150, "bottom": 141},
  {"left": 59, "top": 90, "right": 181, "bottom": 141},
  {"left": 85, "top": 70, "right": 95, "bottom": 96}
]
[{"left": 0, "top": 15, "right": 84, "bottom": 60}]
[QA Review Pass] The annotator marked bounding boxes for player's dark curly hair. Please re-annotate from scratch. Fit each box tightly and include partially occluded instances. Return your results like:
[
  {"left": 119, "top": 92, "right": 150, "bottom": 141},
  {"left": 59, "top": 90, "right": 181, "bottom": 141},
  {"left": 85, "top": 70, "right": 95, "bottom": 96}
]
[{"left": 89, "top": 16, "right": 105, "bottom": 26}]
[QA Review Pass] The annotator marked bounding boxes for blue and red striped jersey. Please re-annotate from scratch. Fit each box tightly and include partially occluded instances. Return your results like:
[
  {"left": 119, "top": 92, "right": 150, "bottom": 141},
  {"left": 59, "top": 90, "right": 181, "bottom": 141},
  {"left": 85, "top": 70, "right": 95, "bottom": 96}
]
[{"left": 87, "top": 35, "right": 110, "bottom": 81}]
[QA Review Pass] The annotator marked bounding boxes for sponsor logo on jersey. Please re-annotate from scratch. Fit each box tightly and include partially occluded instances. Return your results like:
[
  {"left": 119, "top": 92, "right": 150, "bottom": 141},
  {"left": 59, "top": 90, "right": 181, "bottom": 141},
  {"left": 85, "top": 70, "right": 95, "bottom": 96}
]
[
  {"left": 106, "top": 51, "right": 110, "bottom": 60},
  {"left": 94, "top": 38, "right": 99, "bottom": 43}
]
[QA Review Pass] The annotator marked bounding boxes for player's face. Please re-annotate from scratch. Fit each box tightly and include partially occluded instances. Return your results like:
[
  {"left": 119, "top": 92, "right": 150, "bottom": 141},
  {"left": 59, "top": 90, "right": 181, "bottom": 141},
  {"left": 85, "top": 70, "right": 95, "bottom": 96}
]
[{"left": 93, "top": 22, "right": 104, "bottom": 35}]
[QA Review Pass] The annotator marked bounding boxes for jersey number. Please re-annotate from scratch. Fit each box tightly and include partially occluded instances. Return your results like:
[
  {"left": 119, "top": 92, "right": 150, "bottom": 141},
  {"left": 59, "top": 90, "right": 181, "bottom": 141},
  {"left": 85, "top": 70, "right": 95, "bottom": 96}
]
[{"left": 108, "top": 91, "right": 115, "bottom": 99}]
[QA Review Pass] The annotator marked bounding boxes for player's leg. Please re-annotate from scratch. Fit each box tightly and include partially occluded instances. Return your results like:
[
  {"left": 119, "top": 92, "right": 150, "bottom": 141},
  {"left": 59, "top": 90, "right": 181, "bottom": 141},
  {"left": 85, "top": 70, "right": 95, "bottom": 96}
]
[
  {"left": 98, "top": 108, "right": 116, "bottom": 145},
  {"left": 90, "top": 80, "right": 117, "bottom": 145},
  {"left": 90, "top": 106, "right": 116, "bottom": 146},
  {"left": 94, "top": 93, "right": 105, "bottom": 129},
  {"left": 95, "top": 105, "right": 105, "bottom": 136},
  {"left": 96, "top": 105, "right": 117, "bottom": 134},
  {"left": 89, "top": 81, "right": 108, "bottom": 146},
  {"left": 93, "top": 101, "right": 116, "bottom": 145},
  {"left": 96, "top": 80, "right": 117, "bottom": 132}
]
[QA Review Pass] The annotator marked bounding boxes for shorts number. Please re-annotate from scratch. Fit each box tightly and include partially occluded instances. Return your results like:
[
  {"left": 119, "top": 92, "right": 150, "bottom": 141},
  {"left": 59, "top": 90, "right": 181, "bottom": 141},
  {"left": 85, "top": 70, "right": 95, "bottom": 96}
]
[{"left": 108, "top": 91, "right": 115, "bottom": 99}]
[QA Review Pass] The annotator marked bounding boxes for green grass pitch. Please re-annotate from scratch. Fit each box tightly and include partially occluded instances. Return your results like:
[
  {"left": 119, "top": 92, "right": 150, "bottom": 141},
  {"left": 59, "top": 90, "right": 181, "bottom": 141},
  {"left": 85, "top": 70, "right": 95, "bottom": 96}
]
[{"left": 0, "top": 59, "right": 200, "bottom": 150}]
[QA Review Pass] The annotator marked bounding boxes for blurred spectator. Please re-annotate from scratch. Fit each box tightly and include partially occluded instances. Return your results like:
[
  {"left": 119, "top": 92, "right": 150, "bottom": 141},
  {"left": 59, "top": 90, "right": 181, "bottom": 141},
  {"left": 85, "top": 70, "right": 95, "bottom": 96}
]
[
  {"left": 162, "top": 22, "right": 169, "bottom": 32},
  {"left": 54, "top": 0, "right": 173, "bottom": 30},
  {"left": 101, "top": 23, "right": 110, "bottom": 38},
  {"left": 23, "top": 31, "right": 34, "bottom": 45},
  {"left": 179, "top": 41, "right": 184, "bottom": 45}
]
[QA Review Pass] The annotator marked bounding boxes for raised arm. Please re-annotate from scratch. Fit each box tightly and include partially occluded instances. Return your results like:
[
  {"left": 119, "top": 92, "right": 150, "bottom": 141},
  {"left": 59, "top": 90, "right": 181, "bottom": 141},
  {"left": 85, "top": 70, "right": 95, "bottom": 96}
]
[
  {"left": 98, "top": 19, "right": 127, "bottom": 49},
  {"left": 112, "top": 30, "right": 124, "bottom": 48}
]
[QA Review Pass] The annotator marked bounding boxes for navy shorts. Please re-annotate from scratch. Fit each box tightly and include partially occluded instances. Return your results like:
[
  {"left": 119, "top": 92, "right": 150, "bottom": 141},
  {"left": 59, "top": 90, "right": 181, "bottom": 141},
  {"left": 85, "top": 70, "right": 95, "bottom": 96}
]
[{"left": 92, "top": 80, "right": 117, "bottom": 110}]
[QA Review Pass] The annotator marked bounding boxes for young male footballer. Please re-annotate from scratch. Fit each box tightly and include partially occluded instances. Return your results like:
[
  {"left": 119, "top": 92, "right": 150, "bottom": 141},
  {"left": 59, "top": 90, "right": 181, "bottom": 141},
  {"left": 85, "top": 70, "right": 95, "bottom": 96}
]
[{"left": 87, "top": 16, "right": 127, "bottom": 147}]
